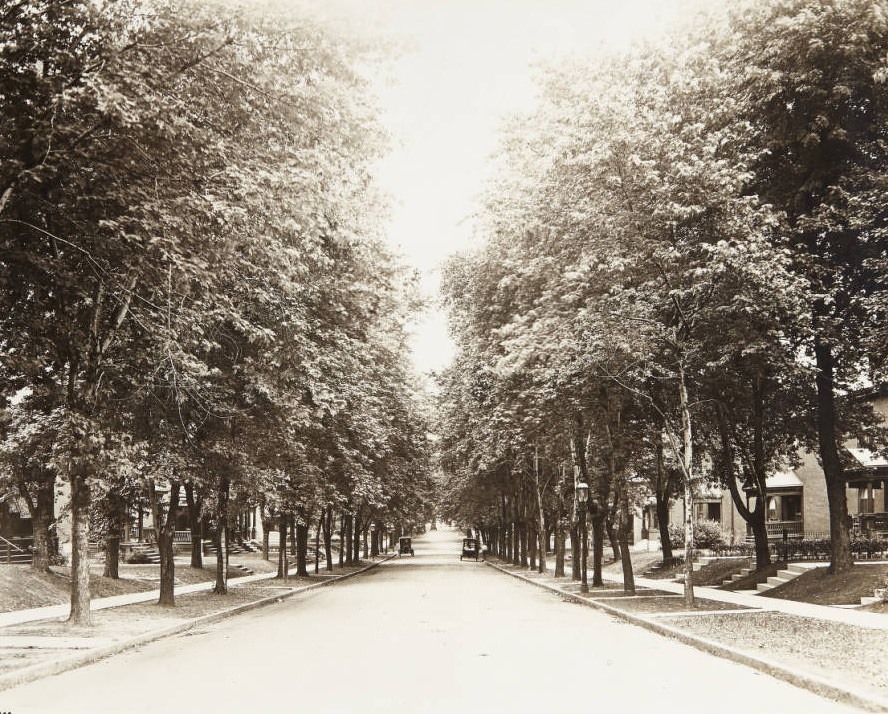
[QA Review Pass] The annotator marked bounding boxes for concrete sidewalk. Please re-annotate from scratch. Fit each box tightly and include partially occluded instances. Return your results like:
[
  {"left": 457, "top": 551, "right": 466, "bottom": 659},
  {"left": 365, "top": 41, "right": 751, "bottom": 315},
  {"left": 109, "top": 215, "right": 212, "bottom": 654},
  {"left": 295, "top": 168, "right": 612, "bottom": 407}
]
[{"left": 626, "top": 573, "right": 888, "bottom": 630}]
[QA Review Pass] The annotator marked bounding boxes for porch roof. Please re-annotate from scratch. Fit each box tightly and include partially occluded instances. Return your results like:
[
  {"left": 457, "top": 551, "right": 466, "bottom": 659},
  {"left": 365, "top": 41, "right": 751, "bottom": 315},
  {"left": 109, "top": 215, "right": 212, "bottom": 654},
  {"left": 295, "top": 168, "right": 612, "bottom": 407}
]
[{"left": 843, "top": 447, "right": 888, "bottom": 483}]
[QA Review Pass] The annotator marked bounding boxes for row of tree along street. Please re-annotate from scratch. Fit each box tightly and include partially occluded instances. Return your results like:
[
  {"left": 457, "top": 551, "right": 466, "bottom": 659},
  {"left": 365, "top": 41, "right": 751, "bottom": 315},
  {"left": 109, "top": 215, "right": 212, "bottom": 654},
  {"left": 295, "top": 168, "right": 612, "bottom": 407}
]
[
  {"left": 437, "top": 0, "right": 888, "bottom": 604},
  {"left": 0, "top": 0, "right": 434, "bottom": 624}
]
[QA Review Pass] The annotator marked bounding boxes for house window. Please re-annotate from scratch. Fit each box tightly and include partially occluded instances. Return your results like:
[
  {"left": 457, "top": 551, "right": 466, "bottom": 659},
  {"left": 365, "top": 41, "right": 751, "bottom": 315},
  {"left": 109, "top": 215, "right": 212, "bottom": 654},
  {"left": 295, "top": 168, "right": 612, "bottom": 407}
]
[
  {"left": 859, "top": 484, "right": 875, "bottom": 515},
  {"left": 695, "top": 502, "right": 721, "bottom": 522}
]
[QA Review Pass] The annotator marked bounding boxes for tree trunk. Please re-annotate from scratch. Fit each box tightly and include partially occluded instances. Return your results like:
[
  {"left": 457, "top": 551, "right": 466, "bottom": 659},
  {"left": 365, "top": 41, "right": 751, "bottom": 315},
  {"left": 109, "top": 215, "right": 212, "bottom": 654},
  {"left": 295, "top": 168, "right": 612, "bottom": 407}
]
[
  {"left": 555, "top": 517, "right": 565, "bottom": 577},
  {"left": 277, "top": 514, "right": 289, "bottom": 580},
  {"left": 591, "top": 515, "right": 605, "bottom": 586},
  {"left": 654, "top": 440, "right": 675, "bottom": 565},
  {"left": 679, "top": 363, "right": 695, "bottom": 606},
  {"left": 607, "top": 517, "right": 621, "bottom": 562},
  {"left": 814, "top": 339, "right": 853, "bottom": 573},
  {"left": 214, "top": 477, "right": 230, "bottom": 594},
  {"left": 296, "top": 517, "right": 309, "bottom": 577},
  {"left": 103, "top": 490, "right": 124, "bottom": 580},
  {"left": 338, "top": 514, "right": 345, "bottom": 567},
  {"left": 68, "top": 471, "right": 92, "bottom": 625},
  {"left": 570, "top": 523, "right": 580, "bottom": 581},
  {"left": 717, "top": 403, "right": 771, "bottom": 569},
  {"left": 533, "top": 447, "right": 547, "bottom": 573},
  {"left": 344, "top": 513, "right": 353, "bottom": 565},
  {"left": 315, "top": 513, "right": 322, "bottom": 574},
  {"left": 261, "top": 508, "right": 273, "bottom": 561},
  {"left": 352, "top": 515, "right": 361, "bottom": 564},
  {"left": 323, "top": 507, "right": 333, "bottom": 572},
  {"left": 157, "top": 481, "right": 180, "bottom": 607},
  {"left": 617, "top": 483, "right": 635, "bottom": 594},
  {"left": 185, "top": 482, "right": 203, "bottom": 569},
  {"left": 371, "top": 522, "right": 379, "bottom": 557}
]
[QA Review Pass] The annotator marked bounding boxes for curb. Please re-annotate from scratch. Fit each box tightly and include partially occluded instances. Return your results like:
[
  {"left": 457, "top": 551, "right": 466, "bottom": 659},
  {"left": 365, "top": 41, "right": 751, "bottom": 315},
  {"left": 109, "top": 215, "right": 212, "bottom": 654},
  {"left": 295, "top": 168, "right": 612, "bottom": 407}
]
[
  {"left": 486, "top": 561, "right": 888, "bottom": 713},
  {"left": 0, "top": 554, "right": 395, "bottom": 694}
]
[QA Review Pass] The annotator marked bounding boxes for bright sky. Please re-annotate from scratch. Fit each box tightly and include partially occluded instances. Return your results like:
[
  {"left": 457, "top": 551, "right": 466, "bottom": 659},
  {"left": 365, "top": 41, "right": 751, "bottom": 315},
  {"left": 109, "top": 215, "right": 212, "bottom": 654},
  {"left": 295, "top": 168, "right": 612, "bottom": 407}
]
[{"left": 290, "top": 0, "right": 705, "bottom": 376}]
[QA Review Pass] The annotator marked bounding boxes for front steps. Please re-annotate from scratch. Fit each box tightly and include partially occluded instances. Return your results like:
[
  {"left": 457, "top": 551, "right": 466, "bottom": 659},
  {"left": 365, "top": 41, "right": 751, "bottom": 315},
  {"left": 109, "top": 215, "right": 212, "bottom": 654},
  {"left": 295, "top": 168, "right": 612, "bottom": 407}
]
[
  {"left": 860, "top": 588, "right": 886, "bottom": 606},
  {"left": 756, "top": 562, "right": 811, "bottom": 592}
]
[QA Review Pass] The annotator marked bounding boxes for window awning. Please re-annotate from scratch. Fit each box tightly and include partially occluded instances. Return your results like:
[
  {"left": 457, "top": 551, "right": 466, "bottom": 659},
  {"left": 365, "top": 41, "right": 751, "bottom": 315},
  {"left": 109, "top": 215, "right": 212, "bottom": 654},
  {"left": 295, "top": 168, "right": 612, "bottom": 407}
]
[{"left": 766, "top": 468, "right": 803, "bottom": 492}]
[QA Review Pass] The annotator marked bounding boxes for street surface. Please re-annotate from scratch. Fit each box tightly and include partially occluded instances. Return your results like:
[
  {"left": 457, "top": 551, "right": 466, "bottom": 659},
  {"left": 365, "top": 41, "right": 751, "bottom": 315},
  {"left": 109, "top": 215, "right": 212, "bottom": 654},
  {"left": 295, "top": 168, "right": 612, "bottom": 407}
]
[{"left": 2, "top": 527, "right": 858, "bottom": 714}]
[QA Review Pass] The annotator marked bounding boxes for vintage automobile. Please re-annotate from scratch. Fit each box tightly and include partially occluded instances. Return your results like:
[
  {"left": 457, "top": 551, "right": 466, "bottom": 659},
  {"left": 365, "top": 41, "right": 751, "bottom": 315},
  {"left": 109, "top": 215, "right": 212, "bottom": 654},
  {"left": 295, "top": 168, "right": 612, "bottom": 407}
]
[
  {"left": 460, "top": 537, "right": 480, "bottom": 561},
  {"left": 399, "top": 536, "right": 415, "bottom": 556}
]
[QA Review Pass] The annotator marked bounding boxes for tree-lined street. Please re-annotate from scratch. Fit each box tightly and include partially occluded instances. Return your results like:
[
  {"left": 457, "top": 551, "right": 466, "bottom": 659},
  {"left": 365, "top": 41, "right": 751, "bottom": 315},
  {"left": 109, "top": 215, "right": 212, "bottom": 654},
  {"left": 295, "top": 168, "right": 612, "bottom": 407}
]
[{"left": 0, "top": 528, "right": 861, "bottom": 713}]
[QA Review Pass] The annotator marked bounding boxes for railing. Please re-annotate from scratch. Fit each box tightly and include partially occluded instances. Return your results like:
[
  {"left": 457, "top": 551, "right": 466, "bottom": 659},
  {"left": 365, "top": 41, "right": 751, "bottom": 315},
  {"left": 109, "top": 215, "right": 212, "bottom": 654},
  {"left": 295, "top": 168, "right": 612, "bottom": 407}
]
[
  {"left": 854, "top": 513, "right": 888, "bottom": 534},
  {"left": 747, "top": 520, "right": 804, "bottom": 541},
  {"left": 0, "top": 535, "right": 33, "bottom": 564},
  {"left": 174, "top": 530, "right": 192, "bottom": 543},
  {"left": 0, "top": 535, "right": 26, "bottom": 552}
]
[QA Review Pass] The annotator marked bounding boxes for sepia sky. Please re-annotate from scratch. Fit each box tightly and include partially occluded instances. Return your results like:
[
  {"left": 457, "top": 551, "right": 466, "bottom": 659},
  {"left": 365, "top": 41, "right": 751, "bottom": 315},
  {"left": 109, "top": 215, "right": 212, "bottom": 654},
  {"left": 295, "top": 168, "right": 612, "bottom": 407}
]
[{"left": 289, "top": 0, "right": 708, "bottom": 376}]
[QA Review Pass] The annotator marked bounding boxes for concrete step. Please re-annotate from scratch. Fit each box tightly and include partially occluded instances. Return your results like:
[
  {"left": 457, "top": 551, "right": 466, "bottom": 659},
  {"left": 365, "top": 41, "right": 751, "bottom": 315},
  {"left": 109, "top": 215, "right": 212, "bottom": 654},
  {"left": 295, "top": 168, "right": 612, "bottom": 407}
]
[
  {"left": 756, "top": 582, "right": 775, "bottom": 592},
  {"left": 786, "top": 562, "right": 812, "bottom": 574},
  {"left": 767, "top": 575, "right": 792, "bottom": 587},
  {"left": 860, "top": 596, "right": 881, "bottom": 606}
]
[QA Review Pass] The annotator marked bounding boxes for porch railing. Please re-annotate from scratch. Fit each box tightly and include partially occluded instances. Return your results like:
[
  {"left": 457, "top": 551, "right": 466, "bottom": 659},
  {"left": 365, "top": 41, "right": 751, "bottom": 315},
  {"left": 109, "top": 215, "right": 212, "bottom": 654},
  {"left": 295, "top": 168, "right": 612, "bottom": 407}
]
[
  {"left": 854, "top": 513, "right": 888, "bottom": 535},
  {"left": 754, "top": 520, "right": 804, "bottom": 541}
]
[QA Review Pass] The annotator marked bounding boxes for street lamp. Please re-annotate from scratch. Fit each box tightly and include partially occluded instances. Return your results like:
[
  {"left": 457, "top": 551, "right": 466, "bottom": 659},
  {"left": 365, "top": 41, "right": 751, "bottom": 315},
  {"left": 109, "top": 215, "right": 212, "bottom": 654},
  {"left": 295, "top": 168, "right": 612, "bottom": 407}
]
[{"left": 576, "top": 482, "right": 589, "bottom": 593}]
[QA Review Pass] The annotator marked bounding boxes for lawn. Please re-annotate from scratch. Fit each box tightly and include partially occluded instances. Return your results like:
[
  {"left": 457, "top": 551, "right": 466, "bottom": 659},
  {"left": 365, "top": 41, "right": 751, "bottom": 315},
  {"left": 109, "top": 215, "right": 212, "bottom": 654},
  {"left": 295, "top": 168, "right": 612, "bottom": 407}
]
[
  {"left": 0, "top": 550, "right": 286, "bottom": 612},
  {"left": 760, "top": 563, "right": 888, "bottom": 606},
  {"left": 644, "top": 557, "right": 751, "bottom": 586}
]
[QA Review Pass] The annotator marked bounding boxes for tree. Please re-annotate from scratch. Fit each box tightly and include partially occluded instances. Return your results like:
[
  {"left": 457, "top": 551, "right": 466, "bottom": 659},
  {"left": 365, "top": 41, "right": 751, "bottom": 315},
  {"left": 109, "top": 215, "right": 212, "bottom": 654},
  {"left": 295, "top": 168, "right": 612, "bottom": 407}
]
[{"left": 721, "top": 0, "right": 888, "bottom": 573}]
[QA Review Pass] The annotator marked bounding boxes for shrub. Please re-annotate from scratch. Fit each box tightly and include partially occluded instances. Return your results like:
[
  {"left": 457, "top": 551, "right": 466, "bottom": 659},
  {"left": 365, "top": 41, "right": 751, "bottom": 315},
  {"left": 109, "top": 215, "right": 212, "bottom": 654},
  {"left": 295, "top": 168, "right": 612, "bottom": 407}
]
[
  {"left": 126, "top": 551, "right": 152, "bottom": 564},
  {"left": 668, "top": 519, "right": 728, "bottom": 550}
]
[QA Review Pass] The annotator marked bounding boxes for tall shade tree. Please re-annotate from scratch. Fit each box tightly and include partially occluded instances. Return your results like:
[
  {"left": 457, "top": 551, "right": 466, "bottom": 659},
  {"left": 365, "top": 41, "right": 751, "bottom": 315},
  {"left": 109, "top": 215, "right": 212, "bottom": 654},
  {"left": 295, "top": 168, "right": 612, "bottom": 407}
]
[{"left": 722, "top": 0, "right": 888, "bottom": 572}]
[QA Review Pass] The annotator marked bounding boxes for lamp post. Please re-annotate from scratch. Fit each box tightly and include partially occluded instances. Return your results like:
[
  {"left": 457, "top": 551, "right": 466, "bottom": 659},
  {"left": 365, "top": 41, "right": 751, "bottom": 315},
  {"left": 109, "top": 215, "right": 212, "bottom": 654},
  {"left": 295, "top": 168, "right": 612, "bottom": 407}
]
[{"left": 576, "top": 481, "right": 589, "bottom": 593}]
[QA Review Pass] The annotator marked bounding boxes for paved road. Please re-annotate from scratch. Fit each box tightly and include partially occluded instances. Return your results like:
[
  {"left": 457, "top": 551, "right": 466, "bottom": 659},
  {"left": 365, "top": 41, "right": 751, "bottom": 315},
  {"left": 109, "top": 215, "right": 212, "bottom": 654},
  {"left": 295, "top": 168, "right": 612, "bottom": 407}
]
[{"left": 1, "top": 527, "right": 858, "bottom": 714}]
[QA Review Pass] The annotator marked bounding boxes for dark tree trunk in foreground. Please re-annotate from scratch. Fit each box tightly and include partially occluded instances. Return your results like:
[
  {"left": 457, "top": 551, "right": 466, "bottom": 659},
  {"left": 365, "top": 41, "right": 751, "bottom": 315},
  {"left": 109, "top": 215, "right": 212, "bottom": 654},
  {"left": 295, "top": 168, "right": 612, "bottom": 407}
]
[
  {"left": 68, "top": 471, "right": 92, "bottom": 625},
  {"left": 371, "top": 521, "right": 380, "bottom": 557},
  {"left": 156, "top": 481, "right": 181, "bottom": 607},
  {"left": 315, "top": 513, "right": 322, "bottom": 574},
  {"left": 277, "top": 514, "right": 289, "bottom": 580},
  {"left": 591, "top": 516, "right": 606, "bottom": 587},
  {"left": 570, "top": 523, "right": 580, "bottom": 581},
  {"left": 323, "top": 506, "right": 333, "bottom": 572},
  {"left": 617, "top": 483, "right": 635, "bottom": 594},
  {"left": 261, "top": 508, "right": 273, "bottom": 561},
  {"left": 214, "top": 477, "right": 230, "bottom": 594},
  {"left": 554, "top": 517, "right": 565, "bottom": 577},
  {"left": 654, "top": 442, "right": 675, "bottom": 565},
  {"left": 338, "top": 514, "right": 345, "bottom": 567},
  {"left": 103, "top": 488, "right": 125, "bottom": 579},
  {"left": 814, "top": 339, "right": 853, "bottom": 573},
  {"left": 717, "top": 404, "right": 772, "bottom": 570},
  {"left": 185, "top": 482, "right": 203, "bottom": 569},
  {"left": 296, "top": 517, "right": 309, "bottom": 577}
]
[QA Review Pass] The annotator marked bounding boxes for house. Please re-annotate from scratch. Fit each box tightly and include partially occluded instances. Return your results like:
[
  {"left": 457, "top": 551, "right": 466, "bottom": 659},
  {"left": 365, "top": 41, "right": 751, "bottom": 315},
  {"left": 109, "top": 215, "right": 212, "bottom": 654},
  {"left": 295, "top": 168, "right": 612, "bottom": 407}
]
[{"left": 647, "top": 390, "right": 888, "bottom": 545}]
